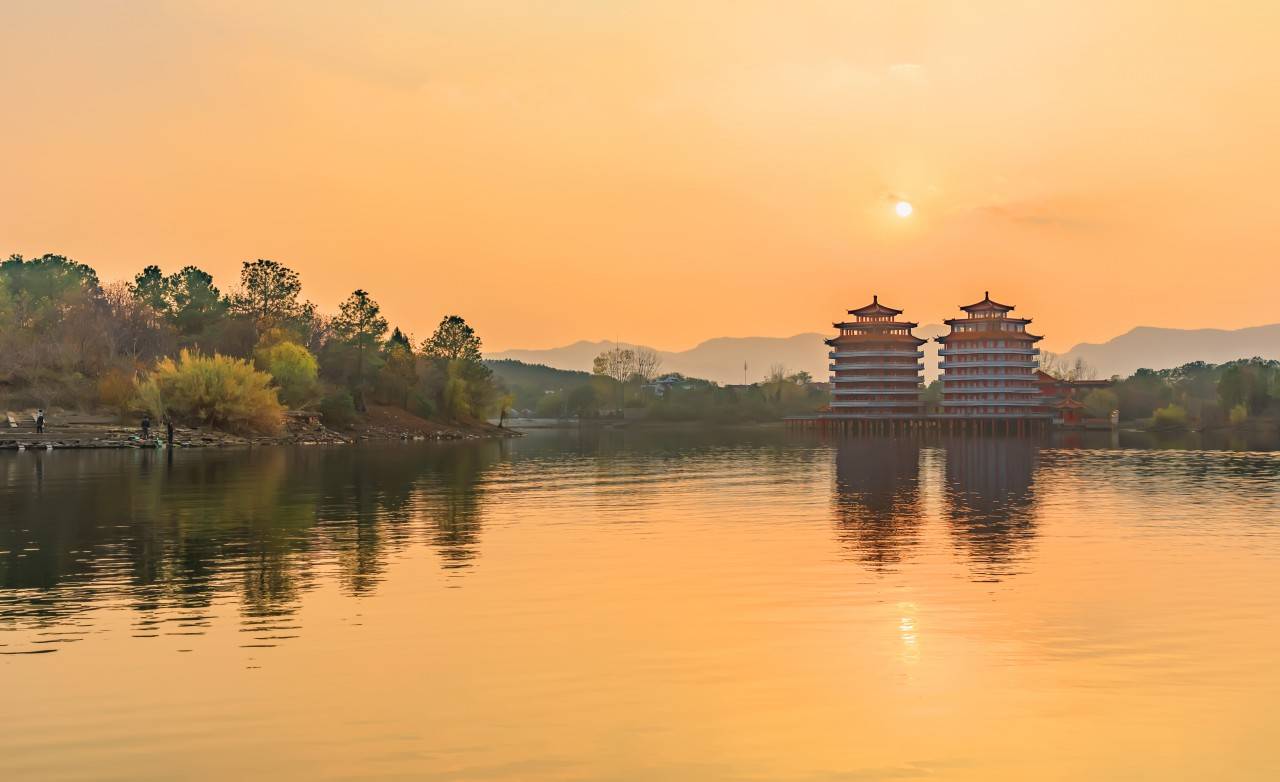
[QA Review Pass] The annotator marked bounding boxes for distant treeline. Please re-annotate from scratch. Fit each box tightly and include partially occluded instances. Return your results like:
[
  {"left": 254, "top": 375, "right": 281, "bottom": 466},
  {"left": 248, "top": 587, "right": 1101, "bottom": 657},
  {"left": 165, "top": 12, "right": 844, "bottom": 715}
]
[
  {"left": 488, "top": 354, "right": 828, "bottom": 423},
  {"left": 0, "top": 253, "right": 501, "bottom": 433},
  {"left": 1105, "top": 359, "right": 1280, "bottom": 429}
]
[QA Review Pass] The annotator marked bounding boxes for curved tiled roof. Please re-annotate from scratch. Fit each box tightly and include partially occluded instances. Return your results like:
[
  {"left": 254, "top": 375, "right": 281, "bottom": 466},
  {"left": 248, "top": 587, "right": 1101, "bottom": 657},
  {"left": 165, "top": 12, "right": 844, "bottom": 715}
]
[
  {"left": 960, "top": 291, "right": 1015, "bottom": 311},
  {"left": 849, "top": 294, "right": 903, "bottom": 317}
]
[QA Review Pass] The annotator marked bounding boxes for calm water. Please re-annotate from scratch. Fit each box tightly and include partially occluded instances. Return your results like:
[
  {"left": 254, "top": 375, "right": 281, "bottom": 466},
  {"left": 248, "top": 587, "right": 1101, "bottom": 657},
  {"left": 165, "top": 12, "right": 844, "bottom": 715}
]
[{"left": 3, "top": 429, "right": 1280, "bottom": 781}]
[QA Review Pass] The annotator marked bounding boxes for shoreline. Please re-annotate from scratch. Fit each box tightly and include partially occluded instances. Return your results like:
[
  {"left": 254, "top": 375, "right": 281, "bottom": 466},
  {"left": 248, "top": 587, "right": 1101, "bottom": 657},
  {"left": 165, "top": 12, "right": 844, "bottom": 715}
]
[{"left": 1, "top": 415, "right": 518, "bottom": 451}]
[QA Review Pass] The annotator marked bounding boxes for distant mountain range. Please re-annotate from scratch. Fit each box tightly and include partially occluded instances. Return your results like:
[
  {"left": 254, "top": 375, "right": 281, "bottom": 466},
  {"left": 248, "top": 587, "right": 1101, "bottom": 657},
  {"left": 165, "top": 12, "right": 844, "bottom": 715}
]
[
  {"left": 488, "top": 323, "right": 1280, "bottom": 385},
  {"left": 489, "top": 336, "right": 835, "bottom": 386},
  {"left": 1058, "top": 324, "right": 1280, "bottom": 378}
]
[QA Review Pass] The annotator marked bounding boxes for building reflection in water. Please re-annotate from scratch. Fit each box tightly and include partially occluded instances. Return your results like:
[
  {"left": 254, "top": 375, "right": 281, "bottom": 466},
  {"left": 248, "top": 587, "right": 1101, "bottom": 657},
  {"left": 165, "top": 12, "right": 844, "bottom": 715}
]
[
  {"left": 831, "top": 435, "right": 1041, "bottom": 580},
  {"left": 832, "top": 438, "right": 924, "bottom": 569},
  {"left": 940, "top": 436, "right": 1039, "bottom": 580}
]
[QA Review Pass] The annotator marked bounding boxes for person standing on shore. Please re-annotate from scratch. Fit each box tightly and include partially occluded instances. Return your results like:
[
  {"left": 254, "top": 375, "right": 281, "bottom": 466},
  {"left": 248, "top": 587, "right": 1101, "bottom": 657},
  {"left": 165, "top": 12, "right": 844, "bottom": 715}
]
[
  {"left": 141, "top": 413, "right": 151, "bottom": 441},
  {"left": 166, "top": 417, "right": 174, "bottom": 448},
  {"left": 36, "top": 409, "right": 45, "bottom": 434}
]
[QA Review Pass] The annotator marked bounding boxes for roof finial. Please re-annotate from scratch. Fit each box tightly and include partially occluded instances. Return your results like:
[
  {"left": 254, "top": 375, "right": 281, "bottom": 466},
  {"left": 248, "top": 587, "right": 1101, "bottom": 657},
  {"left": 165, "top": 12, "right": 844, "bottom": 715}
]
[
  {"left": 984, "top": 290, "right": 990, "bottom": 300},
  {"left": 873, "top": 294, "right": 878, "bottom": 304}
]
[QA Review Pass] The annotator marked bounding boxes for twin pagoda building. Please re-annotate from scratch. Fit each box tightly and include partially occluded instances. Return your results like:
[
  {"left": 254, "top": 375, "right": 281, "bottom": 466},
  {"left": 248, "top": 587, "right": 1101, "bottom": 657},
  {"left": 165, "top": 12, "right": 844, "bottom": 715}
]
[{"left": 826, "top": 293, "right": 1044, "bottom": 420}]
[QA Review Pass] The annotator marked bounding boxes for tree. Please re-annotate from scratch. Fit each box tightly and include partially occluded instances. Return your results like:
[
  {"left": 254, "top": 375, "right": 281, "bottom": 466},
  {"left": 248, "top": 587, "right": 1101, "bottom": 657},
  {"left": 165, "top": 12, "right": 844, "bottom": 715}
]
[
  {"left": 386, "top": 327, "right": 413, "bottom": 352},
  {"left": 423, "top": 315, "right": 483, "bottom": 361},
  {"left": 102, "top": 280, "right": 170, "bottom": 362},
  {"left": 134, "top": 349, "right": 284, "bottom": 434},
  {"left": 255, "top": 341, "right": 319, "bottom": 408},
  {"left": 1039, "top": 351, "right": 1097, "bottom": 381},
  {"left": 131, "top": 265, "right": 169, "bottom": 314},
  {"left": 1218, "top": 360, "right": 1275, "bottom": 415},
  {"left": 634, "top": 348, "right": 662, "bottom": 382},
  {"left": 922, "top": 378, "right": 943, "bottom": 405},
  {"left": 167, "top": 266, "right": 227, "bottom": 339},
  {"left": 567, "top": 384, "right": 599, "bottom": 417},
  {"left": 1081, "top": 388, "right": 1119, "bottom": 419},
  {"left": 1, "top": 253, "right": 100, "bottom": 329},
  {"left": 331, "top": 289, "right": 389, "bottom": 409},
  {"left": 230, "top": 259, "right": 303, "bottom": 333},
  {"left": 496, "top": 392, "right": 515, "bottom": 427},
  {"left": 442, "top": 360, "right": 472, "bottom": 419},
  {"left": 1114, "top": 368, "right": 1173, "bottom": 420},
  {"left": 592, "top": 348, "right": 637, "bottom": 384},
  {"left": 375, "top": 340, "right": 418, "bottom": 408},
  {"left": 592, "top": 348, "right": 637, "bottom": 410}
]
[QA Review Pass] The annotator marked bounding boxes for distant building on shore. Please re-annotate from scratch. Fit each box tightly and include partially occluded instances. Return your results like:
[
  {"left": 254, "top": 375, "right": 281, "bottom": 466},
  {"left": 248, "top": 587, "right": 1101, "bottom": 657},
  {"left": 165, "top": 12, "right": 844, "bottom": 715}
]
[
  {"left": 1034, "top": 370, "right": 1113, "bottom": 427},
  {"left": 825, "top": 296, "right": 925, "bottom": 418},
  {"left": 797, "top": 292, "right": 1115, "bottom": 434},
  {"left": 935, "top": 292, "right": 1048, "bottom": 420}
]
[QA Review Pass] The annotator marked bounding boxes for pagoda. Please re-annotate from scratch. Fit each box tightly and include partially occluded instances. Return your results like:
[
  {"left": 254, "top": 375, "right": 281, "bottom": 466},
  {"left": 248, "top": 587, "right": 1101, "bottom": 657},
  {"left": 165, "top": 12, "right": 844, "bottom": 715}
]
[
  {"left": 935, "top": 292, "right": 1047, "bottom": 419},
  {"left": 825, "top": 296, "right": 925, "bottom": 418}
]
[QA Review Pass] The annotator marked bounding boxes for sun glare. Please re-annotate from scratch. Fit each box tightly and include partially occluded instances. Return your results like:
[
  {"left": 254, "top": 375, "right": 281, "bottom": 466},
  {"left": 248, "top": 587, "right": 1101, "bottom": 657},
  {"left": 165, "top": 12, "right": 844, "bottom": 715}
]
[{"left": 895, "top": 200, "right": 913, "bottom": 218}]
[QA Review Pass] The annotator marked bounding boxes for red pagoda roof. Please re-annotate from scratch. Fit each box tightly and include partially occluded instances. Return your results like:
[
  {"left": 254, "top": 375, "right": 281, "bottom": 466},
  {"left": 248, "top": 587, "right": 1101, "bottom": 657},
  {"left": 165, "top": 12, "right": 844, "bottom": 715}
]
[
  {"left": 849, "top": 295, "right": 903, "bottom": 317},
  {"left": 960, "top": 291, "right": 1015, "bottom": 312}
]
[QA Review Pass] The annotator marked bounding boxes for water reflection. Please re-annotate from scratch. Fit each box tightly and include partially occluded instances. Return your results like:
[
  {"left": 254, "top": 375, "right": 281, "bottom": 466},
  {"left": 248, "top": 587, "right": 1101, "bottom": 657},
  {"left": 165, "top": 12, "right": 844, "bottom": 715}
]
[
  {"left": 832, "top": 438, "right": 923, "bottom": 569},
  {"left": 0, "top": 444, "right": 503, "bottom": 647},
  {"left": 831, "top": 436, "right": 1040, "bottom": 580},
  {"left": 940, "top": 437, "right": 1039, "bottom": 580},
  {"left": 4, "top": 431, "right": 1280, "bottom": 779}
]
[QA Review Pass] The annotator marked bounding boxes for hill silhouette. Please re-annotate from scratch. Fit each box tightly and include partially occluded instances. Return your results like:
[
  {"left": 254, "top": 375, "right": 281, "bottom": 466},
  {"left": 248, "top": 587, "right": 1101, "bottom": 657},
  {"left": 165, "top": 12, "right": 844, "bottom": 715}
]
[{"left": 490, "top": 323, "right": 1280, "bottom": 384}]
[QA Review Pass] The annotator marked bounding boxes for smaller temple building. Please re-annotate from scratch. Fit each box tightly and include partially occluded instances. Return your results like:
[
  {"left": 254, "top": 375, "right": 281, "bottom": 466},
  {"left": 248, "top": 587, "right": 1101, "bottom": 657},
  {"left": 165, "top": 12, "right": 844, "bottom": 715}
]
[{"left": 1034, "top": 371, "right": 1114, "bottom": 427}]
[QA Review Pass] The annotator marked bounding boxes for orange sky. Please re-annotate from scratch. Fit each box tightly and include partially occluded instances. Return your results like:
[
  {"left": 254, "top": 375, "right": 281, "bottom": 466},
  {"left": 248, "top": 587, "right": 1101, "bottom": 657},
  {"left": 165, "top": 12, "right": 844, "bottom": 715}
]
[{"left": 2, "top": 2, "right": 1278, "bottom": 353}]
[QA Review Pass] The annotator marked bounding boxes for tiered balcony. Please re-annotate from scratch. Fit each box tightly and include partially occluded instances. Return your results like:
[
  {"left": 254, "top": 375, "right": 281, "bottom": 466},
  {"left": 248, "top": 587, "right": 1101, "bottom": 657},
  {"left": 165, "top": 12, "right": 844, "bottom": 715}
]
[
  {"left": 938, "top": 347, "right": 1039, "bottom": 356},
  {"left": 942, "top": 386, "right": 1039, "bottom": 396},
  {"left": 830, "top": 399, "right": 926, "bottom": 408},
  {"left": 829, "top": 350, "right": 926, "bottom": 359},
  {"left": 830, "top": 362, "right": 925, "bottom": 372},
  {"left": 939, "top": 399, "right": 1043, "bottom": 407},
  {"left": 832, "top": 388, "right": 922, "bottom": 396},
  {"left": 937, "top": 359, "right": 1037, "bottom": 369}
]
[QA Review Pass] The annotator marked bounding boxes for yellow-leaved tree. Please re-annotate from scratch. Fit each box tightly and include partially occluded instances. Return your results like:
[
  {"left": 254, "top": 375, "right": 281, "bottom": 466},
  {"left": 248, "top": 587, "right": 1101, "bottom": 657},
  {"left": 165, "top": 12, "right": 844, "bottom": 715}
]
[{"left": 136, "top": 349, "right": 284, "bottom": 434}]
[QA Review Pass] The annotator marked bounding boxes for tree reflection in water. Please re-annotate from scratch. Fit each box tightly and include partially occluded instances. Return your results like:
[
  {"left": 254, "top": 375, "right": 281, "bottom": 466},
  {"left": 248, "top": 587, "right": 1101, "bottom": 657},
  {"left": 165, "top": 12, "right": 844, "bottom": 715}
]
[{"left": 0, "top": 443, "right": 503, "bottom": 640}]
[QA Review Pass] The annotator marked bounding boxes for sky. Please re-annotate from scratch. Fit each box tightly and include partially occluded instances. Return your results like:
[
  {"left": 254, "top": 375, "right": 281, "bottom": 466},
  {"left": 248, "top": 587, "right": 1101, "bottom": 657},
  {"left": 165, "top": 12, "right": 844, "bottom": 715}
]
[{"left": 2, "top": 1, "right": 1278, "bottom": 353}]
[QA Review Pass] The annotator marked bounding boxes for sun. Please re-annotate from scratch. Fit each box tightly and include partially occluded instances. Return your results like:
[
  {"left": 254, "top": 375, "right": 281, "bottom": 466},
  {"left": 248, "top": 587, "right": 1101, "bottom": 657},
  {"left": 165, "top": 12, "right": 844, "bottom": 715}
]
[{"left": 895, "top": 200, "right": 914, "bottom": 218}]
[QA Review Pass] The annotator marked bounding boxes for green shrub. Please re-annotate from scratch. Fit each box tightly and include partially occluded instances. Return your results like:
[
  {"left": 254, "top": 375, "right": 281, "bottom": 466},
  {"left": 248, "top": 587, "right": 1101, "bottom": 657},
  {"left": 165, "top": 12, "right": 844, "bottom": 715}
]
[
  {"left": 319, "top": 391, "right": 357, "bottom": 429},
  {"left": 1228, "top": 403, "right": 1249, "bottom": 426},
  {"left": 255, "top": 340, "right": 319, "bottom": 408},
  {"left": 135, "top": 349, "right": 284, "bottom": 434},
  {"left": 1151, "top": 403, "right": 1189, "bottom": 430}
]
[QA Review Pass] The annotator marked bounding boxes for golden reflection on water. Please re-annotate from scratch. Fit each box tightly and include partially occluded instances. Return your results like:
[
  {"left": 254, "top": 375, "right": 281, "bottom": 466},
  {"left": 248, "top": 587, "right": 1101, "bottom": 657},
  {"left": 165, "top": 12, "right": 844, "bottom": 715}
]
[{"left": 2, "top": 430, "right": 1280, "bottom": 780}]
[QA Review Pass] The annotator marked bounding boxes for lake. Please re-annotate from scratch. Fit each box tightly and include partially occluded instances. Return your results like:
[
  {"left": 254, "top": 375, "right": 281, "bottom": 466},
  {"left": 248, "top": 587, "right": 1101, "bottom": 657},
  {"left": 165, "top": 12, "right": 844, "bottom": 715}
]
[{"left": 3, "top": 429, "right": 1279, "bottom": 780}]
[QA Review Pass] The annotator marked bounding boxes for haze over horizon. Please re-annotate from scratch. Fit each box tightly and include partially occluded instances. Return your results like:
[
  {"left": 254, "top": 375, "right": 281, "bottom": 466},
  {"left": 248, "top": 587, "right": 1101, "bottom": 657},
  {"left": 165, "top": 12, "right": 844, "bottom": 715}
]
[{"left": 4, "top": 2, "right": 1278, "bottom": 354}]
